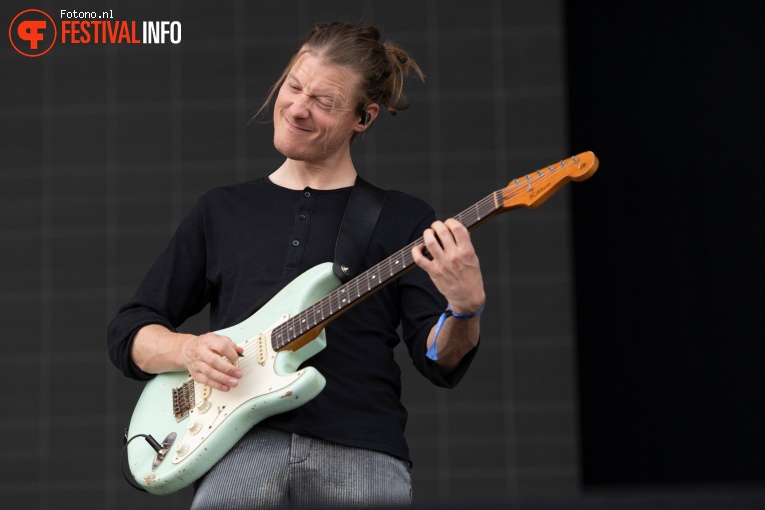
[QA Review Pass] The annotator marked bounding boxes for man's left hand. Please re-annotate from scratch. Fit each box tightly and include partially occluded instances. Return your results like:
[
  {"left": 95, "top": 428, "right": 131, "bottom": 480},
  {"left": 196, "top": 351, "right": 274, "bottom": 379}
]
[{"left": 412, "top": 218, "right": 486, "bottom": 315}]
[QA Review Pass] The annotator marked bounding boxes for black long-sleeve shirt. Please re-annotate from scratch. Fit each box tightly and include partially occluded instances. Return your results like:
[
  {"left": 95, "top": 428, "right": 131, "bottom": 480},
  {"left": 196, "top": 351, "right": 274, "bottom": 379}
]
[{"left": 107, "top": 176, "right": 477, "bottom": 461}]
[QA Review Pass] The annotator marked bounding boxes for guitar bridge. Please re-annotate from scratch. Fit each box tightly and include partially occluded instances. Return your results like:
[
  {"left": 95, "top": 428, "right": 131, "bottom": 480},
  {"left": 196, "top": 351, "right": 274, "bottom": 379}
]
[{"left": 172, "top": 380, "right": 195, "bottom": 422}]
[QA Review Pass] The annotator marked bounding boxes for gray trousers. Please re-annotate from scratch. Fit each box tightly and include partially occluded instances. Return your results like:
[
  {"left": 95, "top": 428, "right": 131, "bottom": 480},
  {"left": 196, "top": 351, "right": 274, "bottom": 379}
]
[{"left": 190, "top": 427, "right": 412, "bottom": 509}]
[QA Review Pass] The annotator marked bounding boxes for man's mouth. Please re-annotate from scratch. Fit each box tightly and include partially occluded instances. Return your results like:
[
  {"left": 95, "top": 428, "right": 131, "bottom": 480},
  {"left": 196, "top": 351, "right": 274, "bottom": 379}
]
[{"left": 282, "top": 113, "right": 312, "bottom": 133}]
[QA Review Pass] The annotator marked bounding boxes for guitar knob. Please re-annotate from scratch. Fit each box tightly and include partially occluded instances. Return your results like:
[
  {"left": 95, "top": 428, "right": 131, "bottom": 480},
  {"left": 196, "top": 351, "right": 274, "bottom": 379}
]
[
  {"left": 196, "top": 399, "right": 212, "bottom": 414},
  {"left": 175, "top": 443, "right": 189, "bottom": 456},
  {"left": 187, "top": 420, "right": 202, "bottom": 435}
]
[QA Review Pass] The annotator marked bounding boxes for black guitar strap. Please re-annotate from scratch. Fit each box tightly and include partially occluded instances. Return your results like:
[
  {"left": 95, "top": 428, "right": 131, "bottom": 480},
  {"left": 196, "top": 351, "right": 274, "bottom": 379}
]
[{"left": 333, "top": 176, "right": 387, "bottom": 284}]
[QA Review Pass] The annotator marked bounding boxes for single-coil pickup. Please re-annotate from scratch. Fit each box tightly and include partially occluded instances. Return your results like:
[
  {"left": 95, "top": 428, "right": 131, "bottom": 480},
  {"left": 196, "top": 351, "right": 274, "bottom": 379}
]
[{"left": 256, "top": 334, "right": 268, "bottom": 366}]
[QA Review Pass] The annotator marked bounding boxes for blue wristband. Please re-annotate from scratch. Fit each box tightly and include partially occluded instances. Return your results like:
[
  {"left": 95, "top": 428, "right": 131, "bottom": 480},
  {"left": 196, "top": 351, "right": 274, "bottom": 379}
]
[
  {"left": 426, "top": 303, "right": 485, "bottom": 361},
  {"left": 448, "top": 303, "right": 485, "bottom": 320}
]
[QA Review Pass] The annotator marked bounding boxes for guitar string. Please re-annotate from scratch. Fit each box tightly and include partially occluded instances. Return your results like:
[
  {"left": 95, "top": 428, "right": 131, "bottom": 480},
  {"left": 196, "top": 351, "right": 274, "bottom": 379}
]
[
  {"left": 265, "top": 183, "right": 535, "bottom": 350},
  {"left": 230, "top": 160, "right": 581, "bottom": 367},
  {"left": 270, "top": 193, "right": 497, "bottom": 342},
  {"left": 264, "top": 163, "right": 576, "bottom": 353},
  {"left": 232, "top": 191, "right": 498, "bottom": 372}
]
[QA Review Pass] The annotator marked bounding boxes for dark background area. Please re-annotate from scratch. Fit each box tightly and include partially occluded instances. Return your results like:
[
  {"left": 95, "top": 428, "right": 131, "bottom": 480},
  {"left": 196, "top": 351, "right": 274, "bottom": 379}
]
[
  {"left": 2, "top": 0, "right": 765, "bottom": 508},
  {"left": 568, "top": 1, "right": 765, "bottom": 488}
]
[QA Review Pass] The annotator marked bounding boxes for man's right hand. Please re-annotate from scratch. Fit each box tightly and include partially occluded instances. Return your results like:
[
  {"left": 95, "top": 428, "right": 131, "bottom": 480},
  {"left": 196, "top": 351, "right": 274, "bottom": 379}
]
[
  {"left": 131, "top": 324, "right": 244, "bottom": 392},
  {"left": 181, "top": 332, "right": 244, "bottom": 391}
]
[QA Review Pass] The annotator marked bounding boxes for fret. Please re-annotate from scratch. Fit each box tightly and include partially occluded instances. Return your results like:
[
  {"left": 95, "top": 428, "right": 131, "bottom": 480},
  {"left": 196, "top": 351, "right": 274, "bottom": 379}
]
[
  {"left": 293, "top": 313, "right": 301, "bottom": 336},
  {"left": 320, "top": 296, "right": 328, "bottom": 318},
  {"left": 339, "top": 287, "right": 348, "bottom": 308},
  {"left": 326, "top": 292, "right": 335, "bottom": 318},
  {"left": 395, "top": 251, "right": 406, "bottom": 272},
  {"left": 286, "top": 320, "right": 295, "bottom": 337},
  {"left": 273, "top": 324, "right": 284, "bottom": 349}
]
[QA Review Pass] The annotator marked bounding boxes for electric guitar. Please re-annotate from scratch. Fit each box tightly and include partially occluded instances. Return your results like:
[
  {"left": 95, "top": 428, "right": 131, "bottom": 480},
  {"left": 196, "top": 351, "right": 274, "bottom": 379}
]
[{"left": 125, "top": 151, "right": 599, "bottom": 494}]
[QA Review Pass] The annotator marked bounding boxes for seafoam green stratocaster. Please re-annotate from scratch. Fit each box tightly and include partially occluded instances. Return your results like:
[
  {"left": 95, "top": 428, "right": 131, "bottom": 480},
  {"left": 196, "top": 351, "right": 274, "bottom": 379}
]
[{"left": 125, "top": 152, "right": 599, "bottom": 494}]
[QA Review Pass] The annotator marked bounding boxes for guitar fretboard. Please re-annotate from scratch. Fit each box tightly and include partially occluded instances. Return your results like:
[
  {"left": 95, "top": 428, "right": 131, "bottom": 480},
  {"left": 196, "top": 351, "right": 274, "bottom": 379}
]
[{"left": 270, "top": 189, "right": 504, "bottom": 351}]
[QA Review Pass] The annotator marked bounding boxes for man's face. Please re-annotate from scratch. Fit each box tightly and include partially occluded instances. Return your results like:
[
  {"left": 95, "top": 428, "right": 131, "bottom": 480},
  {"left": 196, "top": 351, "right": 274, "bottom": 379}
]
[{"left": 273, "top": 52, "right": 362, "bottom": 163}]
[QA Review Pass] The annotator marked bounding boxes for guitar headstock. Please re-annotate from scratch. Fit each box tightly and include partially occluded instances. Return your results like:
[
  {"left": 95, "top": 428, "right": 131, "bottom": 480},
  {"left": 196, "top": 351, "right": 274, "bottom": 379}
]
[{"left": 500, "top": 151, "right": 599, "bottom": 210}]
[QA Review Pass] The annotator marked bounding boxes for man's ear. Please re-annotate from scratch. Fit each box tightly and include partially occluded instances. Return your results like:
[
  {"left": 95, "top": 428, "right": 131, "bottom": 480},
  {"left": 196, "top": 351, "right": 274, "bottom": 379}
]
[{"left": 354, "top": 103, "right": 380, "bottom": 132}]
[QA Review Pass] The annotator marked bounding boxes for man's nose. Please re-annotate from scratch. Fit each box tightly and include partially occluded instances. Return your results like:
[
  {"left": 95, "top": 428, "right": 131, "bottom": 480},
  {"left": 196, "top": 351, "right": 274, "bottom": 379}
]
[{"left": 289, "top": 94, "right": 311, "bottom": 118}]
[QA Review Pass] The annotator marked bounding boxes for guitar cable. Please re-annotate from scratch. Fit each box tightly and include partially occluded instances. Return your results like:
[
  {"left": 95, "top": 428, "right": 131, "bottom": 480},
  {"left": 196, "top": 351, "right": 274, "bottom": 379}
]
[{"left": 121, "top": 431, "right": 165, "bottom": 493}]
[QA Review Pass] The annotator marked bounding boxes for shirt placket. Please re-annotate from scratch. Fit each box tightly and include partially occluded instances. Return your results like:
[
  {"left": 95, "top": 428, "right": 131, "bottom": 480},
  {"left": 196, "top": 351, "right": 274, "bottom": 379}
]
[{"left": 282, "top": 188, "right": 315, "bottom": 276}]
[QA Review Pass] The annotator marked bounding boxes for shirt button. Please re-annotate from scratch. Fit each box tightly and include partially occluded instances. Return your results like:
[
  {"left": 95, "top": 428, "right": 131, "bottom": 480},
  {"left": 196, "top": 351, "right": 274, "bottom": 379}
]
[
  {"left": 303, "top": 191, "right": 311, "bottom": 198},
  {"left": 292, "top": 240, "right": 300, "bottom": 247},
  {"left": 298, "top": 214, "right": 307, "bottom": 220}
]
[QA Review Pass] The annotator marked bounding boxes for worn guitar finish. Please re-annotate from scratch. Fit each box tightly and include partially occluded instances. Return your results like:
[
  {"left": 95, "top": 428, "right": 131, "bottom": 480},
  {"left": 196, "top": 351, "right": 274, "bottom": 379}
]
[{"left": 126, "top": 152, "right": 599, "bottom": 494}]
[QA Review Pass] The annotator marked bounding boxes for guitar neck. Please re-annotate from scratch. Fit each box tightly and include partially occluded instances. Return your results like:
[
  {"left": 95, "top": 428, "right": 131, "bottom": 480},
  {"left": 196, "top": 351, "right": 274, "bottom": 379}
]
[{"left": 270, "top": 151, "right": 598, "bottom": 352}]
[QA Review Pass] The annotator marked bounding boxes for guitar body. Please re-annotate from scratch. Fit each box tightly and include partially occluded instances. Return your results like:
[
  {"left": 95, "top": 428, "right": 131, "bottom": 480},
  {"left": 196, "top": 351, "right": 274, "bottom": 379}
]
[{"left": 126, "top": 262, "right": 340, "bottom": 495}]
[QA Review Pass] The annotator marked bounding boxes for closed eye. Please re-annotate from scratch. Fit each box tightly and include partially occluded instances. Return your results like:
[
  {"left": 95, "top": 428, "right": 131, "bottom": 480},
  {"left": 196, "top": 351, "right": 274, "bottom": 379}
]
[{"left": 316, "top": 99, "right": 334, "bottom": 110}]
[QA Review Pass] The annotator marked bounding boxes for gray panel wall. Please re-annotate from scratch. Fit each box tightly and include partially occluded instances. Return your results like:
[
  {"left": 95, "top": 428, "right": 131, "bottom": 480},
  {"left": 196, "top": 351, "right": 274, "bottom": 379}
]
[{"left": 0, "top": 0, "right": 576, "bottom": 507}]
